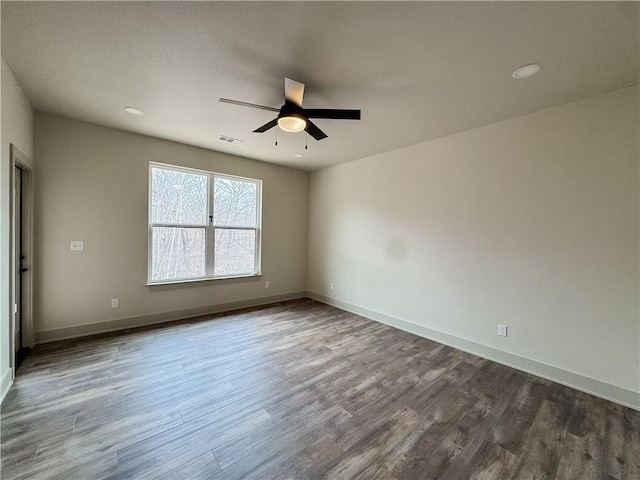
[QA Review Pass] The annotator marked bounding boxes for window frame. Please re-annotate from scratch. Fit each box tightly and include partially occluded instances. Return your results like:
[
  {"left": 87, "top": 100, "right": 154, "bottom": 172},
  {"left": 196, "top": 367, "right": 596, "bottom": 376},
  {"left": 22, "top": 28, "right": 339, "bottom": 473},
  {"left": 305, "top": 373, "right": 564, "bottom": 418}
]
[{"left": 147, "top": 162, "right": 262, "bottom": 285}]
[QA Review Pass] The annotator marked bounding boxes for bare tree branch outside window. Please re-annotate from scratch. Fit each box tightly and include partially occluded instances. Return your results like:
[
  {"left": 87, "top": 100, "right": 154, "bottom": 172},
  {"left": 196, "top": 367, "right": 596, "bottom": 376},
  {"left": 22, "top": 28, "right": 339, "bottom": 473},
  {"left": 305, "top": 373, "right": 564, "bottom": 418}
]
[{"left": 149, "top": 165, "right": 260, "bottom": 283}]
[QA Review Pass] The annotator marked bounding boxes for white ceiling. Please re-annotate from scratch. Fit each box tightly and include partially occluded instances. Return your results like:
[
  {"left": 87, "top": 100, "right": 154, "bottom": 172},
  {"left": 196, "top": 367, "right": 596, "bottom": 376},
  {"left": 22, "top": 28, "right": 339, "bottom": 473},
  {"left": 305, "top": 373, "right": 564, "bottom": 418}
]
[{"left": 2, "top": 1, "right": 638, "bottom": 171}]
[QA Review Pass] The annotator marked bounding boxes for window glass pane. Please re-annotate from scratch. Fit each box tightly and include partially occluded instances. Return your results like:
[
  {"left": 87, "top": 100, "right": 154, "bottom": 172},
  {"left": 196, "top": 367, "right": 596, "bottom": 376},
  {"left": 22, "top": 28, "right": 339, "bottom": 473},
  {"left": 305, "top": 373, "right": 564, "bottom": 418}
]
[
  {"left": 151, "top": 167, "right": 208, "bottom": 225},
  {"left": 214, "top": 229, "right": 256, "bottom": 276},
  {"left": 213, "top": 177, "right": 257, "bottom": 227},
  {"left": 152, "top": 227, "right": 206, "bottom": 281}
]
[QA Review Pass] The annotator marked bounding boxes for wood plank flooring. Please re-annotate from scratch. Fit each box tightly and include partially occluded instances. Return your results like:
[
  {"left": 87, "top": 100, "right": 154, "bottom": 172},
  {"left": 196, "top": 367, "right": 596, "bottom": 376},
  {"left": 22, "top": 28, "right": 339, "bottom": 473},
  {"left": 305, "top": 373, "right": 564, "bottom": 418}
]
[{"left": 1, "top": 299, "right": 638, "bottom": 479}]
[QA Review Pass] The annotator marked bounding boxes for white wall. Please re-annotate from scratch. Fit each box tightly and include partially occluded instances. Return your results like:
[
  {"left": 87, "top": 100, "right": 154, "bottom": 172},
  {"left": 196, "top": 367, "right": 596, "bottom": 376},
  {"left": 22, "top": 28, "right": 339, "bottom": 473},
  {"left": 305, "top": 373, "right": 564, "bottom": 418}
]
[
  {"left": 1, "top": 56, "right": 34, "bottom": 401},
  {"left": 34, "top": 113, "right": 308, "bottom": 339},
  {"left": 308, "top": 86, "right": 640, "bottom": 408}
]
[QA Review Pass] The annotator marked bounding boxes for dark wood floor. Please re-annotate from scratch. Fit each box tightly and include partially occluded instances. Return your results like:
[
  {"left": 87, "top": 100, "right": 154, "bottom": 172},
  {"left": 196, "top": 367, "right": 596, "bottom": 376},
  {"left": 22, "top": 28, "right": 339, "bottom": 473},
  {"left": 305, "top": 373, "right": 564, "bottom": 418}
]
[{"left": 1, "top": 299, "right": 638, "bottom": 480}]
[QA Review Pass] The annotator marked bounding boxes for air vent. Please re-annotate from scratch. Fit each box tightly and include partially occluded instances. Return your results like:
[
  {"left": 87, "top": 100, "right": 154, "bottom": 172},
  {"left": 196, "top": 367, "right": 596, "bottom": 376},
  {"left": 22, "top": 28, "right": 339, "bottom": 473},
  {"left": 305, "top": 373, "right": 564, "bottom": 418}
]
[{"left": 218, "top": 135, "right": 244, "bottom": 145}]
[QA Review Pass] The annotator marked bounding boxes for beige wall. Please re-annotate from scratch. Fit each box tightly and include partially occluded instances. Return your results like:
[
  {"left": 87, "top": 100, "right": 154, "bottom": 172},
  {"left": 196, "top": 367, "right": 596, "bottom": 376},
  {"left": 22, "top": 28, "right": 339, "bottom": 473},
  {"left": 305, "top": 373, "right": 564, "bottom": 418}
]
[
  {"left": 308, "top": 86, "right": 640, "bottom": 406},
  {"left": 34, "top": 113, "right": 308, "bottom": 335},
  {"left": 1, "top": 56, "right": 34, "bottom": 400}
]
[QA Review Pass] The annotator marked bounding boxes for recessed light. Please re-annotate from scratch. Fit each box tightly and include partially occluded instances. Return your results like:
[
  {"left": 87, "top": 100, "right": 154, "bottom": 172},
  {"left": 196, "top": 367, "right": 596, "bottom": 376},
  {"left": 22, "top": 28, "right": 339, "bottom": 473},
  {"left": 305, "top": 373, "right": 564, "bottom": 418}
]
[
  {"left": 293, "top": 153, "right": 304, "bottom": 158},
  {"left": 512, "top": 63, "right": 541, "bottom": 79},
  {"left": 124, "top": 106, "right": 144, "bottom": 116}
]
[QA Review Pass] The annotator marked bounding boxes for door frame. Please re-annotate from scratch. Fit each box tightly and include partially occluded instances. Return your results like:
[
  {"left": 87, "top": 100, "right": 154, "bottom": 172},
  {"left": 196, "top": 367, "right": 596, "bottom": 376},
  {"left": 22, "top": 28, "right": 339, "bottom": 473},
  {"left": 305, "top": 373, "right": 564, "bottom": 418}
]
[{"left": 9, "top": 144, "right": 34, "bottom": 376}]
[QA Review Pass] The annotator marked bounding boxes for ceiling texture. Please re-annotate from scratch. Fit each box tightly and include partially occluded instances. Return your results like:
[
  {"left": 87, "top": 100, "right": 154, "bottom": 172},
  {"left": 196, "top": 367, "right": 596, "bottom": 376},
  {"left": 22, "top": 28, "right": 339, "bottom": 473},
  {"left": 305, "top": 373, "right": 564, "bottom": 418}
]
[{"left": 2, "top": 1, "right": 638, "bottom": 171}]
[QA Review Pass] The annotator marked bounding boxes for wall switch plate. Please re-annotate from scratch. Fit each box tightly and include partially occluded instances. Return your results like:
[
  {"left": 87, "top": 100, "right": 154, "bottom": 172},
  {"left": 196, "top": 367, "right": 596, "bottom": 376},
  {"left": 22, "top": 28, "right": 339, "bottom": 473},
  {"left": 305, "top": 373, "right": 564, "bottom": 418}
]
[
  {"left": 265, "top": 281, "right": 270, "bottom": 288},
  {"left": 111, "top": 298, "right": 119, "bottom": 308},
  {"left": 70, "top": 240, "right": 85, "bottom": 251},
  {"left": 330, "top": 283, "right": 334, "bottom": 290},
  {"left": 497, "top": 324, "right": 507, "bottom": 337}
]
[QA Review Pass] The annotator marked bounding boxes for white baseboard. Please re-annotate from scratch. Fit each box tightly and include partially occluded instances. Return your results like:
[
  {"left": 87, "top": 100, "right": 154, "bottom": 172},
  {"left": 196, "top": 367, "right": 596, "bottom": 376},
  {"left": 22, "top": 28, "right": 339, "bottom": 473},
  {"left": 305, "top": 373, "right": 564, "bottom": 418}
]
[
  {"left": 1, "top": 367, "right": 13, "bottom": 405},
  {"left": 35, "top": 292, "right": 307, "bottom": 343},
  {"left": 31, "top": 290, "right": 640, "bottom": 410},
  {"left": 307, "top": 292, "right": 640, "bottom": 411}
]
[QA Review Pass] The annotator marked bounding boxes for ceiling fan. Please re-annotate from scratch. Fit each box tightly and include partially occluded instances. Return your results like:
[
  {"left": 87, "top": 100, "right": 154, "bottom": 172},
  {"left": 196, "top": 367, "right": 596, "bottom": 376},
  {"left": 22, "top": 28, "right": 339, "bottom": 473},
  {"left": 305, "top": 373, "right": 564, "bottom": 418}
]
[{"left": 219, "top": 78, "right": 361, "bottom": 141}]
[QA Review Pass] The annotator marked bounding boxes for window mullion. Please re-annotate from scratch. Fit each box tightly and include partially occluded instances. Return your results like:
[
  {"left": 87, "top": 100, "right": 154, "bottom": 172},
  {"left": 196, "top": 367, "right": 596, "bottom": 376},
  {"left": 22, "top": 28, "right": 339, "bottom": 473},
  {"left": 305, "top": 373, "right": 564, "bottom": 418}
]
[
  {"left": 206, "top": 174, "right": 216, "bottom": 277},
  {"left": 150, "top": 222, "right": 205, "bottom": 228},
  {"left": 211, "top": 225, "right": 257, "bottom": 231}
]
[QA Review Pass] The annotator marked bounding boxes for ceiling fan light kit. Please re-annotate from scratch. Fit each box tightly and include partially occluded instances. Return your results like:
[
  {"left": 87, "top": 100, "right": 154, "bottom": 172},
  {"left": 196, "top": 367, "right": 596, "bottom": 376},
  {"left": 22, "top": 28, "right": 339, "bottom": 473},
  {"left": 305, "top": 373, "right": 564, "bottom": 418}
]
[
  {"left": 220, "top": 77, "right": 361, "bottom": 142},
  {"left": 276, "top": 100, "right": 307, "bottom": 132},
  {"left": 278, "top": 115, "right": 306, "bottom": 133}
]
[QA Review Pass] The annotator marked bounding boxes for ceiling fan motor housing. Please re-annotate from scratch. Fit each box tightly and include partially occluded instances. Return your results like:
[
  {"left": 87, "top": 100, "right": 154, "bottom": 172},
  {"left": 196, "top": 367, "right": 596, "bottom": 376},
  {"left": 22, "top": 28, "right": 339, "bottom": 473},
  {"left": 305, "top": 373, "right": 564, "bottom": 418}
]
[
  {"left": 278, "top": 101, "right": 305, "bottom": 120},
  {"left": 277, "top": 101, "right": 307, "bottom": 132}
]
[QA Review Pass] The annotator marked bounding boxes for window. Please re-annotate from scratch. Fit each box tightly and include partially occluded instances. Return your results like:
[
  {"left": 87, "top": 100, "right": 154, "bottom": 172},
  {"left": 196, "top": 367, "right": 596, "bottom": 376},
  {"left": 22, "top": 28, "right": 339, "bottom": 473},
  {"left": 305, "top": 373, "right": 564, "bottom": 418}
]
[{"left": 148, "top": 163, "right": 261, "bottom": 283}]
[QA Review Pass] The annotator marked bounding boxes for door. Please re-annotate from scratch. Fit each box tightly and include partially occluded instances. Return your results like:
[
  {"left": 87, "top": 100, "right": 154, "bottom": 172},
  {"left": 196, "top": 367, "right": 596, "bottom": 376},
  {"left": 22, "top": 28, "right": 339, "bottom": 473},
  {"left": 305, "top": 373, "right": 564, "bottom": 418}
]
[{"left": 13, "top": 165, "right": 29, "bottom": 369}]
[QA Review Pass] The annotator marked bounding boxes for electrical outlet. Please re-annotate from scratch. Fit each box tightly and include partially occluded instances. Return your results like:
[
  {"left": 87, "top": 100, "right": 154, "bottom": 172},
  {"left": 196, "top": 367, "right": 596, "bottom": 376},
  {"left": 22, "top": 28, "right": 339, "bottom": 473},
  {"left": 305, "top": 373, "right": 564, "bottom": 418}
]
[
  {"left": 111, "top": 298, "right": 120, "bottom": 308},
  {"left": 265, "top": 281, "right": 270, "bottom": 288},
  {"left": 330, "top": 283, "right": 334, "bottom": 290},
  {"left": 70, "top": 240, "right": 85, "bottom": 251},
  {"left": 497, "top": 324, "right": 507, "bottom": 337}
]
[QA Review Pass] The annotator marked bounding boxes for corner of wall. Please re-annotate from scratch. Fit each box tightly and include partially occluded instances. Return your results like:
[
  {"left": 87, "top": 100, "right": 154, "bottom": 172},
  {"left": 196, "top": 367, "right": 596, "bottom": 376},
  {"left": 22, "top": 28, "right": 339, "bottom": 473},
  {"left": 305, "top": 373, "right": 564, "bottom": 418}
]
[{"left": 1, "top": 56, "right": 35, "bottom": 403}]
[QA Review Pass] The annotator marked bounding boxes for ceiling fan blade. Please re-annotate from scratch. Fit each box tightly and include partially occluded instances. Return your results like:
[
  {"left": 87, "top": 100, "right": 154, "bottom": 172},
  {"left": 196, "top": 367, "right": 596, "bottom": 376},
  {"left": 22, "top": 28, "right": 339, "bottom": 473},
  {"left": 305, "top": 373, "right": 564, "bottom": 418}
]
[
  {"left": 303, "top": 109, "right": 361, "bottom": 120},
  {"left": 253, "top": 118, "right": 279, "bottom": 133},
  {"left": 219, "top": 98, "right": 280, "bottom": 113},
  {"left": 284, "top": 78, "right": 305, "bottom": 107},
  {"left": 305, "top": 120, "right": 328, "bottom": 141}
]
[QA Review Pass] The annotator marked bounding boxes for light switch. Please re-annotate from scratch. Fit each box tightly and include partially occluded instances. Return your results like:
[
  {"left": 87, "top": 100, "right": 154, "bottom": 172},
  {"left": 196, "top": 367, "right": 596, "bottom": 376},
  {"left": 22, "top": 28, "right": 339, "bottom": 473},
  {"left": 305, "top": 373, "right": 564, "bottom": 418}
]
[{"left": 70, "top": 240, "right": 85, "bottom": 251}]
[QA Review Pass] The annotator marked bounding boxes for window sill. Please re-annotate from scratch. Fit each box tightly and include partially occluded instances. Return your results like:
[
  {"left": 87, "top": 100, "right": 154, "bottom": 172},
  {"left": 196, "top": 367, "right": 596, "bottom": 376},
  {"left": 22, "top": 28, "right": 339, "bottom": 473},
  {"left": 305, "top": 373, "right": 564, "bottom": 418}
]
[{"left": 147, "top": 273, "right": 261, "bottom": 287}]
